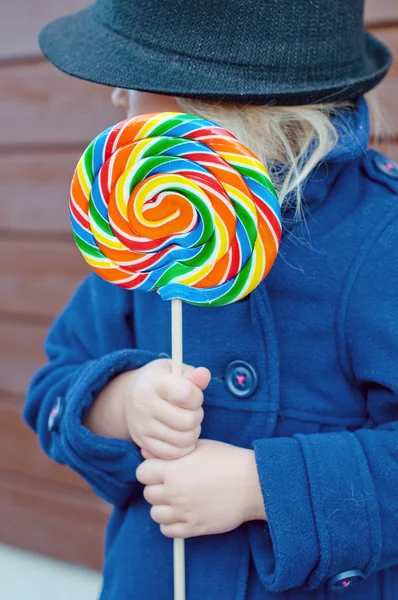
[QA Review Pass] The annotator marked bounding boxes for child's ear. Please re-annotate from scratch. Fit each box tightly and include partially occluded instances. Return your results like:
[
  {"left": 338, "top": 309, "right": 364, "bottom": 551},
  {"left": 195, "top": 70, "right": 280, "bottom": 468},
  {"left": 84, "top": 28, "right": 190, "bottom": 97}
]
[{"left": 111, "top": 88, "right": 129, "bottom": 109}]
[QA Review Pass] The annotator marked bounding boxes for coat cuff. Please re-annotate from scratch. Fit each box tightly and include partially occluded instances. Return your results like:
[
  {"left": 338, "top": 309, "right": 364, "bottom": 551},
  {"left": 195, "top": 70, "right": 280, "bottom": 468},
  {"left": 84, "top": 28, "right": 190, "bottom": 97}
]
[
  {"left": 297, "top": 432, "right": 381, "bottom": 587},
  {"left": 250, "top": 436, "right": 319, "bottom": 592},
  {"left": 52, "top": 349, "right": 161, "bottom": 506},
  {"left": 250, "top": 432, "right": 381, "bottom": 592}
]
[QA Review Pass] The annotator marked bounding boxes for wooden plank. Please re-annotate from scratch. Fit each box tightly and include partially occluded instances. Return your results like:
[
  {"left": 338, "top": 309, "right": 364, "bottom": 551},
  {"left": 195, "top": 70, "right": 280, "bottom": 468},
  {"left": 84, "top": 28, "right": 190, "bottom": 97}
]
[
  {"left": 0, "top": 0, "right": 90, "bottom": 61},
  {"left": 0, "top": 321, "right": 47, "bottom": 397},
  {"left": 0, "top": 395, "right": 90, "bottom": 492},
  {"left": 0, "top": 0, "right": 395, "bottom": 58},
  {"left": 0, "top": 472, "right": 109, "bottom": 570},
  {"left": 0, "top": 61, "right": 124, "bottom": 146},
  {"left": 372, "top": 141, "right": 398, "bottom": 162},
  {"left": 365, "top": 0, "right": 398, "bottom": 26},
  {"left": 0, "top": 152, "right": 83, "bottom": 234},
  {"left": 0, "top": 0, "right": 395, "bottom": 60},
  {"left": 0, "top": 239, "right": 88, "bottom": 318},
  {"left": 368, "top": 27, "right": 398, "bottom": 140},
  {"left": 0, "top": 35, "right": 395, "bottom": 146}
]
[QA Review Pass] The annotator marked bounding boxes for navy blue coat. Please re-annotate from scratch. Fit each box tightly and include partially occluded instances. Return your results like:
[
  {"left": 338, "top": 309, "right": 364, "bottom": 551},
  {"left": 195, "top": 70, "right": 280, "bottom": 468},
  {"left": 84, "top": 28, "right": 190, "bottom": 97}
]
[{"left": 24, "top": 98, "right": 398, "bottom": 599}]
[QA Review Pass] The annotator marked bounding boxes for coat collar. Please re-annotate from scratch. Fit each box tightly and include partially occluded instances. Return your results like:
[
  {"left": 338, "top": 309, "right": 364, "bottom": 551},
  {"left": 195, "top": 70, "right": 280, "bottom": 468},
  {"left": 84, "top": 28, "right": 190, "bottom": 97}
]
[
  {"left": 327, "top": 96, "right": 370, "bottom": 163},
  {"left": 283, "top": 97, "right": 370, "bottom": 217}
]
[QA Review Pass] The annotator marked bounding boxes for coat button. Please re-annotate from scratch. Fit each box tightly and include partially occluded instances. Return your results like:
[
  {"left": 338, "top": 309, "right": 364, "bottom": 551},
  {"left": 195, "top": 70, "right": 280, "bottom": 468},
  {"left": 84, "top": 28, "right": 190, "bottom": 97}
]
[
  {"left": 48, "top": 396, "right": 64, "bottom": 432},
  {"left": 373, "top": 155, "right": 398, "bottom": 179},
  {"left": 224, "top": 361, "right": 258, "bottom": 398},
  {"left": 327, "top": 570, "right": 365, "bottom": 592}
]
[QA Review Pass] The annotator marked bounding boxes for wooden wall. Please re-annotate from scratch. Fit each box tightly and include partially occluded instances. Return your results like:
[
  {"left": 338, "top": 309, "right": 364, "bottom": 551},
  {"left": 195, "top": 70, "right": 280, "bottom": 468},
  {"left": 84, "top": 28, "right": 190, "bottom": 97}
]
[
  {"left": 0, "top": 0, "right": 124, "bottom": 570},
  {"left": 0, "top": 0, "right": 397, "bottom": 571}
]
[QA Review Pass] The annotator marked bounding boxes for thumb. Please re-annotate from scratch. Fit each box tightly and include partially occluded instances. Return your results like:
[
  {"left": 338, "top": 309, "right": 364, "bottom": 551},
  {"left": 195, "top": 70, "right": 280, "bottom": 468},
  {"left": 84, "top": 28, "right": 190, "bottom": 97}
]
[
  {"left": 186, "top": 367, "right": 211, "bottom": 391},
  {"left": 141, "top": 448, "right": 157, "bottom": 460}
]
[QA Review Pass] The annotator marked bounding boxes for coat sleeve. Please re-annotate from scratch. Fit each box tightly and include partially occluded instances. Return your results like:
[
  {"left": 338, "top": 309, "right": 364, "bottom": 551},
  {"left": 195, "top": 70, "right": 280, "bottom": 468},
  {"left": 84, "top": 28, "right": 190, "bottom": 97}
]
[
  {"left": 248, "top": 212, "right": 398, "bottom": 592},
  {"left": 23, "top": 273, "right": 162, "bottom": 507}
]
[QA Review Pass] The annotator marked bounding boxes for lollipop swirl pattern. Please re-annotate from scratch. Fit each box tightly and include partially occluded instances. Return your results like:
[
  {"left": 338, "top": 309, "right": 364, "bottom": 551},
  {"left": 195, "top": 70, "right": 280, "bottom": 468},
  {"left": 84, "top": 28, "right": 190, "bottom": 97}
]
[{"left": 70, "top": 112, "right": 282, "bottom": 306}]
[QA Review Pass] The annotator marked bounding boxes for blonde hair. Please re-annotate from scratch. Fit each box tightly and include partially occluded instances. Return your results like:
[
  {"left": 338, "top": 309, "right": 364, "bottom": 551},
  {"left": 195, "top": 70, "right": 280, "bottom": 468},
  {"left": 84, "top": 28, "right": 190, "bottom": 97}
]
[{"left": 177, "top": 97, "right": 356, "bottom": 215}]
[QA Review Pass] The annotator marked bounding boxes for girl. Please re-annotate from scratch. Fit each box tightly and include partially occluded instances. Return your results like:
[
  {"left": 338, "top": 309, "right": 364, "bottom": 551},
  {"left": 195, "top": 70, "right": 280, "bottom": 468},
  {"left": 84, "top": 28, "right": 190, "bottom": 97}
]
[{"left": 25, "top": 0, "right": 398, "bottom": 598}]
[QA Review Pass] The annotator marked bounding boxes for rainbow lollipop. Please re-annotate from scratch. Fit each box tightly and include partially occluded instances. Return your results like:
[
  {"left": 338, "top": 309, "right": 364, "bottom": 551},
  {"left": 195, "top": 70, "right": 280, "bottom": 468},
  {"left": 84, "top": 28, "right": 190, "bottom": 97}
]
[
  {"left": 69, "top": 112, "right": 282, "bottom": 600},
  {"left": 70, "top": 112, "right": 281, "bottom": 306}
]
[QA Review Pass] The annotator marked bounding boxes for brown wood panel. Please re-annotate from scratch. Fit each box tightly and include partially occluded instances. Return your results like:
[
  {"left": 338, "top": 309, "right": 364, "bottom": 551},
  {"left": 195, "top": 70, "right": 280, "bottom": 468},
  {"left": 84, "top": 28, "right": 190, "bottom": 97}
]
[
  {"left": 0, "top": 472, "right": 109, "bottom": 569},
  {"left": 0, "top": 321, "right": 47, "bottom": 397},
  {"left": 0, "top": 36, "right": 395, "bottom": 146},
  {"left": 0, "top": 239, "right": 87, "bottom": 318},
  {"left": 0, "top": 1, "right": 89, "bottom": 61},
  {"left": 365, "top": 0, "right": 398, "bottom": 26},
  {"left": 0, "top": 61, "right": 124, "bottom": 146},
  {"left": 0, "top": 152, "right": 83, "bottom": 234},
  {"left": 1, "top": 0, "right": 395, "bottom": 58},
  {"left": 368, "top": 27, "right": 398, "bottom": 140},
  {"left": 372, "top": 141, "right": 398, "bottom": 162},
  {"left": 0, "top": 0, "right": 396, "bottom": 58},
  {"left": 2, "top": 33, "right": 395, "bottom": 143},
  {"left": 0, "top": 396, "right": 89, "bottom": 491}
]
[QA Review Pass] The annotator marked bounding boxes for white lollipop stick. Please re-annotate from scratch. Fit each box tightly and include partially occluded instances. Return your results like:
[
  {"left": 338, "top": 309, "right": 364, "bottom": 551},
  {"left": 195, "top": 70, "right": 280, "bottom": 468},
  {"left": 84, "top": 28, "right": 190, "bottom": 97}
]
[{"left": 171, "top": 299, "right": 186, "bottom": 600}]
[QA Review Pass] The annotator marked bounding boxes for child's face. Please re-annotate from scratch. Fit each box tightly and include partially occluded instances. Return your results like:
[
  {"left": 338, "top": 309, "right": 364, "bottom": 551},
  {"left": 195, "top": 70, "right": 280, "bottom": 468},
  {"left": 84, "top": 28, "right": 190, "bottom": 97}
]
[{"left": 112, "top": 88, "right": 180, "bottom": 117}]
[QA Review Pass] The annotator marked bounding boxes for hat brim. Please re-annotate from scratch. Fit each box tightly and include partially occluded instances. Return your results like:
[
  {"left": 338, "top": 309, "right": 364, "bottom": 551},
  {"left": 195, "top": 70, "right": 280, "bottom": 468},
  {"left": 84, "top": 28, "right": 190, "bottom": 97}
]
[{"left": 39, "top": 5, "right": 393, "bottom": 106}]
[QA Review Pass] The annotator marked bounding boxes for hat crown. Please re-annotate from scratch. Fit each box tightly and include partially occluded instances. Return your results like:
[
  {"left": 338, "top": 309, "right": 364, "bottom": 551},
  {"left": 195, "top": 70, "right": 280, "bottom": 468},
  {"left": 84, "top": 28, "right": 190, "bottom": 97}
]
[
  {"left": 93, "top": 0, "right": 366, "bottom": 73},
  {"left": 39, "top": 0, "right": 392, "bottom": 105}
]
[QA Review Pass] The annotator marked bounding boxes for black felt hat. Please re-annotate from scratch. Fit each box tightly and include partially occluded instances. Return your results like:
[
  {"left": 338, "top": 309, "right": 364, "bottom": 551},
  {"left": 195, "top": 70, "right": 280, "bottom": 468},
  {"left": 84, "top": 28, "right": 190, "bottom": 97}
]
[{"left": 39, "top": 0, "right": 393, "bottom": 106}]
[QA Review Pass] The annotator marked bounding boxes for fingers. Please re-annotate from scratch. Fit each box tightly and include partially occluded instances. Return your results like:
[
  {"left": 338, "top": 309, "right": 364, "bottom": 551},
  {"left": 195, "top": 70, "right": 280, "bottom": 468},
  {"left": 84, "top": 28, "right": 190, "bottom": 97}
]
[
  {"left": 153, "top": 398, "right": 202, "bottom": 431},
  {"left": 141, "top": 437, "right": 195, "bottom": 461},
  {"left": 141, "top": 448, "right": 156, "bottom": 460},
  {"left": 143, "top": 484, "right": 168, "bottom": 506},
  {"left": 142, "top": 482, "right": 183, "bottom": 529},
  {"left": 181, "top": 363, "right": 196, "bottom": 377},
  {"left": 142, "top": 484, "right": 191, "bottom": 536},
  {"left": 187, "top": 367, "right": 211, "bottom": 391},
  {"left": 153, "top": 399, "right": 204, "bottom": 432},
  {"left": 139, "top": 418, "right": 201, "bottom": 459},
  {"left": 136, "top": 459, "right": 165, "bottom": 485},
  {"left": 150, "top": 506, "right": 180, "bottom": 526},
  {"left": 150, "top": 359, "right": 207, "bottom": 380},
  {"left": 156, "top": 375, "right": 204, "bottom": 409},
  {"left": 129, "top": 360, "right": 209, "bottom": 462},
  {"left": 160, "top": 523, "right": 191, "bottom": 539},
  {"left": 145, "top": 420, "right": 201, "bottom": 449}
]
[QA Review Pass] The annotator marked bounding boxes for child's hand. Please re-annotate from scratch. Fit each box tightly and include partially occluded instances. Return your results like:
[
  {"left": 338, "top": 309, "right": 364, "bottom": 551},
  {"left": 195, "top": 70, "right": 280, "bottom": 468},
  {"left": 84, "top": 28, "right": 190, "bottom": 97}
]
[
  {"left": 84, "top": 359, "right": 210, "bottom": 461},
  {"left": 127, "top": 359, "right": 210, "bottom": 460},
  {"left": 136, "top": 439, "right": 267, "bottom": 539}
]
